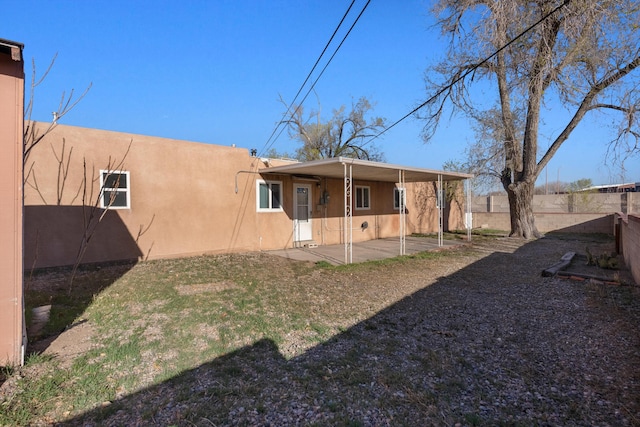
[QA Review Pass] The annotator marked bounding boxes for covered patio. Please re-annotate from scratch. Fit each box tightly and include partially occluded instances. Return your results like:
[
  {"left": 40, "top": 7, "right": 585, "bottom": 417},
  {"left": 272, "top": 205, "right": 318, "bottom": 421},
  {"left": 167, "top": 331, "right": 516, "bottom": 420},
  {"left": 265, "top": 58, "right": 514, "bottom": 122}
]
[
  {"left": 267, "top": 234, "right": 466, "bottom": 265},
  {"left": 262, "top": 157, "right": 473, "bottom": 264}
]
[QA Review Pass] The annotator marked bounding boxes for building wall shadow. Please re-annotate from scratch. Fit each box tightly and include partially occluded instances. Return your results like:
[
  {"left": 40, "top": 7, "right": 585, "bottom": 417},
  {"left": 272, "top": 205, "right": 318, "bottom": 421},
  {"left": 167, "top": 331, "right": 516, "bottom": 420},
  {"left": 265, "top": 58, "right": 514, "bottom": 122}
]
[
  {"left": 24, "top": 205, "right": 143, "bottom": 269},
  {"left": 24, "top": 205, "right": 142, "bottom": 357},
  {"left": 549, "top": 215, "right": 613, "bottom": 234}
]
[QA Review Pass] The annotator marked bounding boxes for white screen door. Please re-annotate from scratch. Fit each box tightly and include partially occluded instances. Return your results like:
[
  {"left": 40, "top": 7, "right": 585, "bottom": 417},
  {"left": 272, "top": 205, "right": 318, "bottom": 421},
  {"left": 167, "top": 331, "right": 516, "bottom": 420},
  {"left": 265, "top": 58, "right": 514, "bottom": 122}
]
[{"left": 294, "top": 184, "right": 312, "bottom": 242}]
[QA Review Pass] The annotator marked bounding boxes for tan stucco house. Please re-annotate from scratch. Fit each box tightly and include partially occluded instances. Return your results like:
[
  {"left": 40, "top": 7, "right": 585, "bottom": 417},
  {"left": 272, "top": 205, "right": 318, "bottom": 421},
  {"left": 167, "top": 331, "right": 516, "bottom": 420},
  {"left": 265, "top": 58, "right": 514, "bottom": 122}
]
[
  {"left": 2, "top": 48, "right": 470, "bottom": 364},
  {"left": 23, "top": 122, "right": 471, "bottom": 270}
]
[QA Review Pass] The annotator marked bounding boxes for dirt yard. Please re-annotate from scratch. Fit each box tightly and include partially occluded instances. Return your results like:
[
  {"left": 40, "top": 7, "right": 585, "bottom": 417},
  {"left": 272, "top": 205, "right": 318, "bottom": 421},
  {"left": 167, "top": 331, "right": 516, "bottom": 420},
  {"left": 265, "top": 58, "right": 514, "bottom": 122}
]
[{"left": 2, "top": 233, "right": 639, "bottom": 426}]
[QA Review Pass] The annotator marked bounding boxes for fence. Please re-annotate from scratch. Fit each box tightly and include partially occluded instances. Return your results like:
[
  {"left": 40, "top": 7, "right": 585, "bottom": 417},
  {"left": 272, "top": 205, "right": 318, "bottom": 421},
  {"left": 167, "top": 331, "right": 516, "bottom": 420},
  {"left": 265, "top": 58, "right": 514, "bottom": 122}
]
[
  {"left": 470, "top": 193, "right": 639, "bottom": 235},
  {"left": 471, "top": 192, "right": 638, "bottom": 214},
  {"left": 472, "top": 212, "right": 614, "bottom": 234},
  {"left": 615, "top": 213, "right": 640, "bottom": 285}
]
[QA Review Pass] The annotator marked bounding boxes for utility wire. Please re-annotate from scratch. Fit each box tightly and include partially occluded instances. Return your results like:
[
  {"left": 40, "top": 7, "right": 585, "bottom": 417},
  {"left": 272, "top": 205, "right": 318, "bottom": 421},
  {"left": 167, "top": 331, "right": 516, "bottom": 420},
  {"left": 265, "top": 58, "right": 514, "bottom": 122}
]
[
  {"left": 286, "top": 0, "right": 372, "bottom": 120},
  {"left": 361, "top": 0, "right": 572, "bottom": 147},
  {"left": 260, "top": 0, "right": 371, "bottom": 157},
  {"left": 258, "top": 0, "right": 357, "bottom": 157}
]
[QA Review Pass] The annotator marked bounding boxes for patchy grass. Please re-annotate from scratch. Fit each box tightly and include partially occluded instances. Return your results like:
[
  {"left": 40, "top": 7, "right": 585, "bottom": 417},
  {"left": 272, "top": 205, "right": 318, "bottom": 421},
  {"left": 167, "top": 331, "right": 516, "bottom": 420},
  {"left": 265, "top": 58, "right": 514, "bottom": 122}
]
[
  {"left": 414, "top": 229, "right": 509, "bottom": 240},
  {"left": 4, "top": 253, "right": 351, "bottom": 424},
  {"left": 2, "top": 235, "right": 638, "bottom": 426},
  {"left": 2, "top": 247, "right": 467, "bottom": 425},
  {"left": 24, "top": 261, "right": 135, "bottom": 340}
]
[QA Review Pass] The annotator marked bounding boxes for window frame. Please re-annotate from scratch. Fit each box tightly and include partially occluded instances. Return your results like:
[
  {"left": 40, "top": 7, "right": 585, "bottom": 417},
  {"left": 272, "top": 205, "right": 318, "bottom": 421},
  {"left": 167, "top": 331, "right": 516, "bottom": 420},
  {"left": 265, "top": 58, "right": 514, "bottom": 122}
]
[
  {"left": 99, "top": 170, "right": 130, "bottom": 210},
  {"left": 256, "top": 179, "right": 284, "bottom": 212},
  {"left": 355, "top": 185, "right": 371, "bottom": 210},
  {"left": 394, "top": 187, "right": 406, "bottom": 210}
]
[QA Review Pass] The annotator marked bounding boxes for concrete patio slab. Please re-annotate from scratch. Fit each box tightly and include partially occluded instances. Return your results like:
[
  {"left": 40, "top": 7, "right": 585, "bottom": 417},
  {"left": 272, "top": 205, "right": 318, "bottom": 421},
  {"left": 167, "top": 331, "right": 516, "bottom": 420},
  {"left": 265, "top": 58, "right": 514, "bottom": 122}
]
[{"left": 267, "top": 235, "right": 468, "bottom": 265}]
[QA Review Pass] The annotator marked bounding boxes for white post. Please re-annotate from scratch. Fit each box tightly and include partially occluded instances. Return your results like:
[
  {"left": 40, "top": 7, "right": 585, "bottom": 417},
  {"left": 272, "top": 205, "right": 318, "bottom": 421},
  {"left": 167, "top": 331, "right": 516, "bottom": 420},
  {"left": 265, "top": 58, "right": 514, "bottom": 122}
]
[
  {"left": 343, "top": 162, "right": 352, "bottom": 264},
  {"left": 438, "top": 174, "right": 443, "bottom": 247},
  {"left": 399, "top": 169, "right": 406, "bottom": 256},
  {"left": 466, "top": 179, "right": 472, "bottom": 241}
]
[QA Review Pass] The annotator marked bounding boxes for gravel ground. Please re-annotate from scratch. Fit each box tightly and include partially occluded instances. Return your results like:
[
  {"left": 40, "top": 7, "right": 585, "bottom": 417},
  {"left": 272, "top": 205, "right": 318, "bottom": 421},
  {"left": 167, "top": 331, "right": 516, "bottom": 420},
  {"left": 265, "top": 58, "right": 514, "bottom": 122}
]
[{"left": 14, "top": 235, "right": 640, "bottom": 426}]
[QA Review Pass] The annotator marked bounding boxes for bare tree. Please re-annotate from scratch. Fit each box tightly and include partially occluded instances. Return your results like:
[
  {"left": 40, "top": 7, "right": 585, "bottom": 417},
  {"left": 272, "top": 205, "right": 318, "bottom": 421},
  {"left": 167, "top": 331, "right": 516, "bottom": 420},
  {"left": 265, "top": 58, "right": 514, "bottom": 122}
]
[
  {"left": 23, "top": 54, "right": 91, "bottom": 166},
  {"left": 465, "top": 107, "right": 526, "bottom": 193},
  {"left": 21, "top": 56, "right": 155, "bottom": 290},
  {"left": 25, "top": 138, "right": 84, "bottom": 205},
  {"left": 68, "top": 142, "right": 132, "bottom": 295},
  {"left": 420, "top": 0, "right": 640, "bottom": 238},
  {"left": 283, "top": 96, "right": 387, "bottom": 161}
]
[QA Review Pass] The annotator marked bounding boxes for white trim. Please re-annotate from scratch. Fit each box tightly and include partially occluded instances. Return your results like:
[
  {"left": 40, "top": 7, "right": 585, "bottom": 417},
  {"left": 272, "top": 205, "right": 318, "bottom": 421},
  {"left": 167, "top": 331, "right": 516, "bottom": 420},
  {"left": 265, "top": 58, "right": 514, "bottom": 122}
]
[
  {"left": 438, "top": 174, "right": 443, "bottom": 247},
  {"left": 256, "top": 179, "right": 284, "bottom": 212},
  {"left": 344, "top": 163, "right": 352, "bottom": 264},
  {"left": 99, "top": 170, "right": 130, "bottom": 209},
  {"left": 399, "top": 170, "right": 406, "bottom": 256},
  {"left": 262, "top": 156, "right": 473, "bottom": 182},
  {"left": 354, "top": 185, "right": 370, "bottom": 210},
  {"left": 393, "top": 187, "right": 406, "bottom": 210},
  {"left": 293, "top": 183, "right": 313, "bottom": 242}
]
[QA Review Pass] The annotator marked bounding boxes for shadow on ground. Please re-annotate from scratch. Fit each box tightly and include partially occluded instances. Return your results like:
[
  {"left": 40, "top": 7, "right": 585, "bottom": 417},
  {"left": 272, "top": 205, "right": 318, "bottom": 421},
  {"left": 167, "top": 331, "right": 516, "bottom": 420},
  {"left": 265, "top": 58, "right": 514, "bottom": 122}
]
[
  {"left": 62, "top": 236, "right": 640, "bottom": 426},
  {"left": 23, "top": 204, "right": 149, "bottom": 358},
  {"left": 26, "top": 261, "right": 137, "bottom": 356}
]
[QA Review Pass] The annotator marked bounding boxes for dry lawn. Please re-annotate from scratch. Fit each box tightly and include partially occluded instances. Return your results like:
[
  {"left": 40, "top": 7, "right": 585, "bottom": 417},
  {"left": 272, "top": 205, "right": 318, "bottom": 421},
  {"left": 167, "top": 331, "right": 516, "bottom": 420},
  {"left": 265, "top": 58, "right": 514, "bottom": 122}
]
[{"left": 1, "top": 234, "right": 638, "bottom": 426}]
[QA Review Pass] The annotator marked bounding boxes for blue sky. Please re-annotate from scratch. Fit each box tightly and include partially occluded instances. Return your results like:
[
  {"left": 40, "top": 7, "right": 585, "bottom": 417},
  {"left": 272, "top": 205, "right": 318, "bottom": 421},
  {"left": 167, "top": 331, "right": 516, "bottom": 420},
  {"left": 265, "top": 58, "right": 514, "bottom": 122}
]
[{"left": 4, "top": 0, "right": 637, "bottom": 188}]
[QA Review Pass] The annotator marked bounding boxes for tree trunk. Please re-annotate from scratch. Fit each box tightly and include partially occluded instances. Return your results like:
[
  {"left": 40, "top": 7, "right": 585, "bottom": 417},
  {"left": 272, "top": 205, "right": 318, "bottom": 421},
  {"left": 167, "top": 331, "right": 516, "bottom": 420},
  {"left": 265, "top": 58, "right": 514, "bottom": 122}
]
[{"left": 506, "top": 180, "right": 541, "bottom": 239}]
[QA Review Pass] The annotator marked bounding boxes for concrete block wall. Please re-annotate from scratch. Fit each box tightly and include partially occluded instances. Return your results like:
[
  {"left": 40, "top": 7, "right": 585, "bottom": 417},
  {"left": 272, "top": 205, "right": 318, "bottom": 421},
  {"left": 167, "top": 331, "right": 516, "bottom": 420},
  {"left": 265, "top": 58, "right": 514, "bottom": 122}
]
[
  {"left": 470, "top": 196, "right": 490, "bottom": 213},
  {"left": 534, "top": 213, "right": 613, "bottom": 234},
  {"left": 621, "top": 193, "right": 638, "bottom": 214},
  {"left": 472, "top": 193, "right": 638, "bottom": 214},
  {"left": 571, "top": 193, "right": 629, "bottom": 213},
  {"left": 490, "top": 195, "right": 511, "bottom": 213},
  {"left": 616, "top": 213, "right": 640, "bottom": 285},
  {"left": 472, "top": 212, "right": 510, "bottom": 231},
  {"left": 535, "top": 195, "right": 570, "bottom": 213},
  {"left": 472, "top": 212, "right": 613, "bottom": 234}
]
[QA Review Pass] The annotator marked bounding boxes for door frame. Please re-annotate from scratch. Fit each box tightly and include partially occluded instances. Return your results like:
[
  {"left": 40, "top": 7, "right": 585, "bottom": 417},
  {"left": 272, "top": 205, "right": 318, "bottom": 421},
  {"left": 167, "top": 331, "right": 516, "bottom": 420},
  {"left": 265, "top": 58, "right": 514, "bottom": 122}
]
[{"left": 293, "top": 183, "right": 313, "bottom": 243}]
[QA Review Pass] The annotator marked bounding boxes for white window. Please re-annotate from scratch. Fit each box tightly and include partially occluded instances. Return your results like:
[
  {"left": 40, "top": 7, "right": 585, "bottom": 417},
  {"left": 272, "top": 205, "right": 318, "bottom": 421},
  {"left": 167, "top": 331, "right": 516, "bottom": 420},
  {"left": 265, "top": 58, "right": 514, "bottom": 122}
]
[
  {"left": 257, "top": 180, "right": 283, "bottom": 212},
  {"left": 355, "top": 185, "right": 370, "bottom": 210},
  {"left": 394, "top": 187, "right": 406, "bottom": 210},
  {"left": 100, "top": 170, "right": 130, "bottom": 209}
]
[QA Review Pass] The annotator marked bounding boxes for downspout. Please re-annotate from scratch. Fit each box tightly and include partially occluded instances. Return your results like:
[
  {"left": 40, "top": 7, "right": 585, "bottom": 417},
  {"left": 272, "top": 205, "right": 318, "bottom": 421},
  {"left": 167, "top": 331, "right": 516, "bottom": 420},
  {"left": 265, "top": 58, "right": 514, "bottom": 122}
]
[
  {"left": 234, "top": 168, "right": 264, "bottom": 251},
  {"left": 235, "top": 170, "right": 262, "bottom": 193},
  {"left": 234, "top": 154, "right": 271, "bottom": 193}
]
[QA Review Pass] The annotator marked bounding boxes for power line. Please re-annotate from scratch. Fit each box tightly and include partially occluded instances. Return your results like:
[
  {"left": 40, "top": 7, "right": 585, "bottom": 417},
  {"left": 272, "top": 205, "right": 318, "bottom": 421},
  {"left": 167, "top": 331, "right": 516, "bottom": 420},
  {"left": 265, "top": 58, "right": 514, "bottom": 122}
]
[
  {"left": 260, "top": 0, "right": 371, "bottom": 157},
  {"left": 286, "top": 0, "right": 371, "bottom": 118},
  {"left": 258, "top": 0, "right": 357, "bottom": 157},
  {"left": 362, "top": 0, "right": 572, "bottom": 148}
]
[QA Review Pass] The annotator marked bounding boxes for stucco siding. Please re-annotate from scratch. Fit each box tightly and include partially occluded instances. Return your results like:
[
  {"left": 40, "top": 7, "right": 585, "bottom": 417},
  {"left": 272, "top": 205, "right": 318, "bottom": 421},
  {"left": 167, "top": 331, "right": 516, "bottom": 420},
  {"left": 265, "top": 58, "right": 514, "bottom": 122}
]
[
  {"left": 24, "top": 123, "right": 296, "bottom": 267},
  {"left": 0, "top": 40, "right": 24, "bottom": 366},
  {"left": 24, "top": 123, "right": 465, "bottom": 269}
]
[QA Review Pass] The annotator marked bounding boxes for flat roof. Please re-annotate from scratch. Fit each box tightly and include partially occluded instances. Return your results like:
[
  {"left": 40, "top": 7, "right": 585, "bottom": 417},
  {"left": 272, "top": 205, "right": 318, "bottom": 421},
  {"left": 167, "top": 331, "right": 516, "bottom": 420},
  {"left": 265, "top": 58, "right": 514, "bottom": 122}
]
[
  {"left": 261, "top": 156, "right": 472, "bottom": 183},
  {"left": 0, "top": 38, "right": 23, "bottom": 61}
]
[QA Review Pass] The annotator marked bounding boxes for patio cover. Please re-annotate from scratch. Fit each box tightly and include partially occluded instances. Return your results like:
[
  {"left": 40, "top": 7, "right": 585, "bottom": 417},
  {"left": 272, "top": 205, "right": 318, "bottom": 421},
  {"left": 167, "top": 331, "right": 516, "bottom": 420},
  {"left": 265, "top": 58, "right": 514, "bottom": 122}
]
[
  {"left": 261, "top": 156, "right": 472, "bottom": 183},
  {"left": 261, "top": 156, "right": 473, "bottom": 264}
]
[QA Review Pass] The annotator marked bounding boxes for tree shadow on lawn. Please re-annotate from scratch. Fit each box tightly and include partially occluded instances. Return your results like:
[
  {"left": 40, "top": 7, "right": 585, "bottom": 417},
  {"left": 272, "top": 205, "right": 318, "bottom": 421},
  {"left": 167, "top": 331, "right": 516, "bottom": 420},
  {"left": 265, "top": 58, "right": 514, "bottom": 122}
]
[{"left": 64, "top": 237, "right": 640, "bottom": 426}]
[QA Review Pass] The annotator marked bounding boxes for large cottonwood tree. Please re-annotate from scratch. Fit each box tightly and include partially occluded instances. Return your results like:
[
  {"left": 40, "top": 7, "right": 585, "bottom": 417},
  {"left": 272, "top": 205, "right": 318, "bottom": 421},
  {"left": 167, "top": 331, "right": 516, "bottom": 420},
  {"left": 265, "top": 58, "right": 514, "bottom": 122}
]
[{"left": 421, "top": 0, "right": 640, "bottom": 238}]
